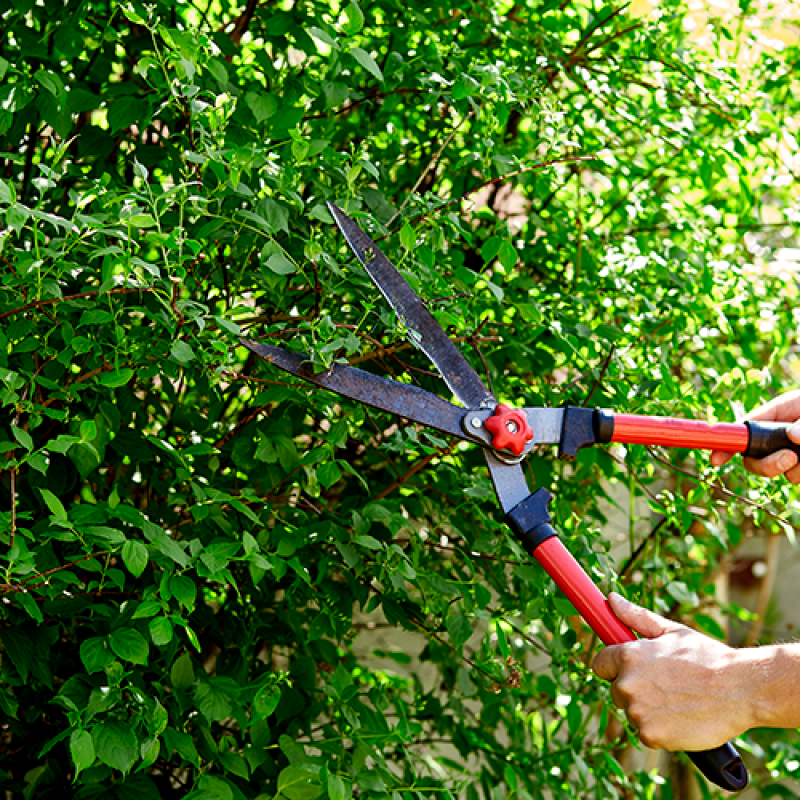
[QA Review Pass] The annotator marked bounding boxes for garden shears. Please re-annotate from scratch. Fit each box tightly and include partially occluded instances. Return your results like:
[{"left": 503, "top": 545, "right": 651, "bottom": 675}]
[{"left": 242, "top": 203, "right": 800, "bottom": 792}]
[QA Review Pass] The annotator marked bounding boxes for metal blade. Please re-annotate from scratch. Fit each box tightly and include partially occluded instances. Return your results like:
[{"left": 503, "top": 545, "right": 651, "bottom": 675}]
[
  {"left": 327, "top": 202, "right": 495, "bottom": 410},
  {"left": 243, "top": 341, "right": 469, "bottom": 441},
  {"left": 483, "top": 451, "right": 531, "bottom": 513}
]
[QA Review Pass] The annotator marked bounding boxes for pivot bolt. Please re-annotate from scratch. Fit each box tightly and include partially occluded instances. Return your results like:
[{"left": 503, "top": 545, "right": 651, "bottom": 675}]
[{"left": 484, "top": 404, "right": 534, "bottom": 455}]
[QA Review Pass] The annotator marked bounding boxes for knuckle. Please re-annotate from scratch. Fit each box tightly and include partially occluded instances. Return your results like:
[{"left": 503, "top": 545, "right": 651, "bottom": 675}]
[
  {"left": 618, "top": 645, "right": 641, "bottom": 668},
  {"left": 638, "top": 726, "right": 664, "bottom": 750}
]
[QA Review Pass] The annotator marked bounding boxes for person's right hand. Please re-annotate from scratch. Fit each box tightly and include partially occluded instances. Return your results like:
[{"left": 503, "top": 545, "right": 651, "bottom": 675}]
[{"left": 710, "top": 389, "right": 800, "bottom": 482}]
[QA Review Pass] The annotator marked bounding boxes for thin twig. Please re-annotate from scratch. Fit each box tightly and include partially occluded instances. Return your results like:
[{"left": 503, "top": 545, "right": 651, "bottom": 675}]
[
  {"left": 9, "top": 467, "right": 16, "bottom": 552},
  {"left": 387, "top": 107, "right": 478, "bottom": 229},
  {"left": 374, "top": 442, "right": 458, "bottom": 500},
  {"left": 404, "top": 156, "right": 596, "bottom": 231},
  {"left": 0, "top": 286, "right": 156, "bottom": 322},
  {"left": 647, "top": 449, "right": 800, "bottom": 533},
  {"left": 582, "top": 343, "right": 616, "bottom": 407},
  {"left": 1, "top": 550, "right": 114, "bottom": 594}
]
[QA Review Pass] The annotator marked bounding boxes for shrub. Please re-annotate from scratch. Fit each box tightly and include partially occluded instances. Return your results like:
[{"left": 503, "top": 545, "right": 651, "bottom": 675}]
[{"left": 1, "top": 0, "right": 798, "bottom": 797}]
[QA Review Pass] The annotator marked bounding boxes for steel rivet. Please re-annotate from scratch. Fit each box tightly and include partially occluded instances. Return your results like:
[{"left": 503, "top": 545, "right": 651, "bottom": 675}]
[{"left": 471, "top": 416, "right": 483, "bottom": 429}]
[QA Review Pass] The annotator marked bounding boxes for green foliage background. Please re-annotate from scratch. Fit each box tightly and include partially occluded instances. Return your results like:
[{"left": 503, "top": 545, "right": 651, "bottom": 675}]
[{"left": 1, "top": 0, "right": 799, "bottom": 797}]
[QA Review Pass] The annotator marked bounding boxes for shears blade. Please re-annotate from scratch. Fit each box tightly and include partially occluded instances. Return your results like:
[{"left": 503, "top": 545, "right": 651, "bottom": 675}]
[
  {"left": 327, "top": 202, "right": 495, "bottom": 410},
  {"left": 241, "top": 341, "right": 469, "bottom": 442}
]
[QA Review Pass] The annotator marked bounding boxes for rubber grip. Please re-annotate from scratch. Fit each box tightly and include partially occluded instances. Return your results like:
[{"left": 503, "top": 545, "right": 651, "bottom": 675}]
[{"left": 744, "top": 421, "right": 800, "bottom": 460}]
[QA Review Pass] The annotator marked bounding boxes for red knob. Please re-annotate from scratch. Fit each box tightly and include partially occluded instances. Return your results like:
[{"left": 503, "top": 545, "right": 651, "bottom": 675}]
[{"left": 484, "top": 404, "right": 534, "bottom": 455}]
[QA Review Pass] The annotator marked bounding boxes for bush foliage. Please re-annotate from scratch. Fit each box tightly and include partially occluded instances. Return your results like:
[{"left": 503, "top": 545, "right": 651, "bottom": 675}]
[{"left": 1, "top": 0, "right": 799, "bottom": 797}]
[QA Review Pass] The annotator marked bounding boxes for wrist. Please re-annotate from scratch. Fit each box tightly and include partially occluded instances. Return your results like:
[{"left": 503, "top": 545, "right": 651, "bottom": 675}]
[{"left": 735, "top": 644, "right": 796, "bottom": 731}]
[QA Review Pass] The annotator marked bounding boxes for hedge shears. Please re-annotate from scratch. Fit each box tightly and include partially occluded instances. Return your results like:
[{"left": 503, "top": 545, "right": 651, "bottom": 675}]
[{"left": 243, "top": 203, "right": 799, "bottom": 792}]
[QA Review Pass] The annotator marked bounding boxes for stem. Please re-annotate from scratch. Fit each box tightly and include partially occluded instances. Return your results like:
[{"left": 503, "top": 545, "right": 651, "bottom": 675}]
[{"left": 9, "top": 467, "right": 16, "bottom": 551}]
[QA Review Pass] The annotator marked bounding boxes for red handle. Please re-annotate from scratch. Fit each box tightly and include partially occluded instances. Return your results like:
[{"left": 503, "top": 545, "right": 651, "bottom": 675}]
[
  {"left": 530, "top": 535, "right": 748, "bottom": 791},
  {"left": 532, "top": 536, "right": 635, "bottom": 645},
  {"left": 610, "top": 414, "right": 749, "bottom": 452}
]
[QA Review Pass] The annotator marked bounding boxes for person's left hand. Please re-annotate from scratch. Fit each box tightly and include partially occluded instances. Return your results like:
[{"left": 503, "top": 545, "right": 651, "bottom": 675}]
[{"left": 592, "top": 593, "right": 755, "bottom": 751}]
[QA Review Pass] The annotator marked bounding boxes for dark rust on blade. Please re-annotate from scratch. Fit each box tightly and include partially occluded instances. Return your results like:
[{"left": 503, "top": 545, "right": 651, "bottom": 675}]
[
  {"left": 326, "top": 202, "right": 495, "bottom": 410},
  {"left": 242, "top": 341, "right": 468, "bottom": 441}
]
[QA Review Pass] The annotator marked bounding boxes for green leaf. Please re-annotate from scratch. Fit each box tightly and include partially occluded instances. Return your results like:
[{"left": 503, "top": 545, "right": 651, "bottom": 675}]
[
  {"left": 254, "top": 683, "right": 281, "bottom": 718},
  {"left": 40, "top": 488, "right": 67, "bottom": 520},
  {"left": 498, "top": 240, "right": 517, "bottom": 270},
  {"left": 143, "top": 525, "right": 190, "bottom": 568},
  {"left": 132, "top": 599, "right": 163, "bottom": 619},
  {"left": 170, "top": 653, "right": 195, "bottom": 689},
  {"left": 16, "top": 592, "right": 43, "bottom": 623},
  {"left": 187, "top": 775, "right": 235, "bottom": 800},
  {"left": 170, "top": 340, "right": 195, "bottom": 365},
  {"left": 80, "top": 637, "right": 116, "bottom": 674},
  {"left": 92, "top": 720, "right": 138, "bottom": 773},
  {"left": 245, "top": 91, "right": 278, "bottom": 123},
  {"left": 399, "top": 221, "right": 416, "bottom": 251},
  {"left": 100, "top": 368, "right": 134, "bottom": 387},
  {"left": 354, "top": 534, "right": 382, "bottom": 550},
  {"left": 79, "top": 419, "right": 97, "bottom": 440},
  {"left": 341, "top": 2, "right": 365, "bottom": 34},
  {"left": 70, "top": 729, "right": 96, "bottom": 775},
  {"left": 480, "top": 237, "right": 503, "bottom": 263},
  {"left": 170, "top": 574, "right": 196, "bottom": 610},
  {"left": 277, "top": 765, "right": 324, "bottom": 800},
  {"left": 452, "top": 74, "right": 479, "bottom": 100},
  {"left": 317, "top": 461, "right": 342, "bottom": 489},
  {"left": 0, "top": 178, "right": 16, "bottom": 205},
  {"left": 445, "top": 613, "right": 472, "bottom": 649},
  {"left": 149, "top": 617, "right": 173, "bottom": 646},
  {"left": 665, "top": 581, "right": 699, "bottom": 607},
  {"left": 12, "top": 425, "right": 32, "bottom": 452},
  {"left": 140, "top": 736, "right": 160, "bottom": 770},
  {"left": 350, "top": 47, "right": 383, "bottom": 81},
  {"left": 109, "top": 628, "right": 149, "bottom": 665},
  {"left": 108, "top": 96, "right": 148, "bottom": 133},
  {"left": 263, "top": 196, "right": 289, "bottom": 233},
  {"left": 264, "top": 251, "right": 296, "bottom": 275},
  {"left": 327, "top": 774, "right": 351, "bottom": 800},
  {"left": 34, "top": 68, "right": 64, "bottom": 96},
  {"left": 194, "top": 681, "right": 233, "bottom": 722},
  {"left": 219, "top": 750, "right": 250, "bottom": 779},
  {"left": 121, "top": 540, "right": 148, "bottom": 577},
  {"left": 47, "top": 434, "right": 80, "bottom": 454}
]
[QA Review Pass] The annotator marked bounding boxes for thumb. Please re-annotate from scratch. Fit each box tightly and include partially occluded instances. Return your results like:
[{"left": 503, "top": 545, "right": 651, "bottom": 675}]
[{"left": 608, "top": 592, "right": 684, "bottom": 639}]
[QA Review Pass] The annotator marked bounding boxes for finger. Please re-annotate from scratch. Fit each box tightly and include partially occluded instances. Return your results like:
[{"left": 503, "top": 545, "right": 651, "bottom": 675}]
[
  {"left": 742, "top": 449, "right": 798, "bottom": 478},
  {"left": 745, "top": 390, "right": 800, "bottom": 423},
  {"left": 784, "top": 462, "right": 800, "bottom": 485},
  {"left": 710, "top": 450, "right": 735, "bottom": 468},
  {"left": 788, "top": 421, "right": 800, "bottom": 445},
  {"left": 607, "top": 593, "right": 684, "bottom": 639},
  {"left": 592, "top": 646, "right": 623, "bottom": 681}
]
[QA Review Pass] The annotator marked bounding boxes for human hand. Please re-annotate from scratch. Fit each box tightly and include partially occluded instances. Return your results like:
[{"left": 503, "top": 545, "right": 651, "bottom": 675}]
[
  {"left": 592, "top": 593, "right": 756, "bottom": 751},
  {"left": 710, "top": 389, "right": 800, "bottom": 482}
]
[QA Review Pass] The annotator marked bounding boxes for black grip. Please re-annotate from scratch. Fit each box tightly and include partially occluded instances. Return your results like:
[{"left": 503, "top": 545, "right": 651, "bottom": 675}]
[
  {"left": 745, "top": 421, "right": 800, "bottom": 460},
  {"left": 689, "top": 742, "right": 748, "bottom": 791}
]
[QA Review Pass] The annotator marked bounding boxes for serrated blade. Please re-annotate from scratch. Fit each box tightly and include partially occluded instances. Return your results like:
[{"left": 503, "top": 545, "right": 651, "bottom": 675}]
[
  {"left": 242, "top": 341, "right": 469, "bottom": 441},
  {"left": 327, "top": 202, "right": 495, "bottom": 409}
]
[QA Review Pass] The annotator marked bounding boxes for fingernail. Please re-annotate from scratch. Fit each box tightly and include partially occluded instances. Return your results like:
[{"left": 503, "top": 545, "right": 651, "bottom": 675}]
[
  {"left": 789, "top": 422, "right": 800, "bottom": 443},
  {"left": 778, "top": 452, "right": 797, "bottom": 471},
  {"left": 609, "top": 592, "right": 630, "bottom": 607}
]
